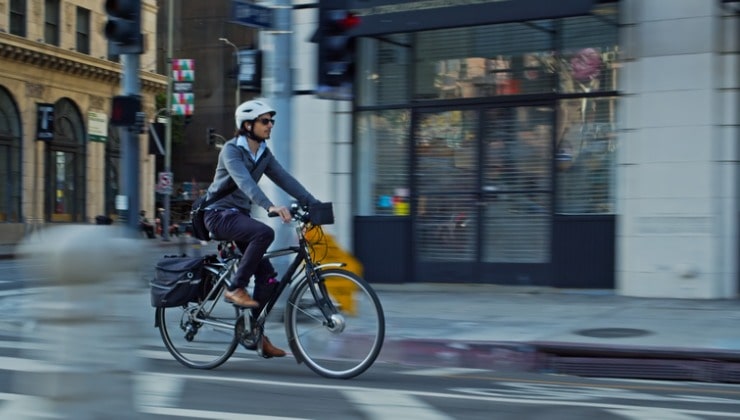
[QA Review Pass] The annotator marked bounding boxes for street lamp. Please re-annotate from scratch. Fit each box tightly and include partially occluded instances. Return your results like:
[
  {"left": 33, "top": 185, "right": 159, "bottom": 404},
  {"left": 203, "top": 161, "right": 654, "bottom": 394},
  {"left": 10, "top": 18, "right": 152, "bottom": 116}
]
[{"left": 219, "top": 37, "right": 240, "bottom": 107}]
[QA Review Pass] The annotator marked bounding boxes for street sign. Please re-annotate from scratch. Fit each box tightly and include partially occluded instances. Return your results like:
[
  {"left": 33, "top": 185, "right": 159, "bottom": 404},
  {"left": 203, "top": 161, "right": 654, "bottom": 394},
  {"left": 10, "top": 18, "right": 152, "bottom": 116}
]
[
  {"left": 156, "top": 171, "right": 173, "bottom": 195},
  {"left": 232, "top": 0, "right": 273, "bottom": 29}
]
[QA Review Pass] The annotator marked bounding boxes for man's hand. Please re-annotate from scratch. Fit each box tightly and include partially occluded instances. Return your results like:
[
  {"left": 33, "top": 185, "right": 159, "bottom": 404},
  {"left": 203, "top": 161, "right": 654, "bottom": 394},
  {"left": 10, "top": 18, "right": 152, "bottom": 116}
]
[{"left": 268, "top": 205, "right": 292, "bottom": 223}]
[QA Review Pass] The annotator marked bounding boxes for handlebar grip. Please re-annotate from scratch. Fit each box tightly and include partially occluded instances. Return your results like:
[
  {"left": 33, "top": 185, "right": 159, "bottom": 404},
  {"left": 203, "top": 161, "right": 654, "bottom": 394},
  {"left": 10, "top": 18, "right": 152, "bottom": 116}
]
[{"left": 267, "top": 211, "right": 279, "bottom": 218}]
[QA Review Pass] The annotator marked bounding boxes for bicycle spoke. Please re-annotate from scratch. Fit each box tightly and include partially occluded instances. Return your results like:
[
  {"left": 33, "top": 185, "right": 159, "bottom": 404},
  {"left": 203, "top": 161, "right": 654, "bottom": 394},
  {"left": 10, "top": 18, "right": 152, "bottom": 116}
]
[
  {"left": 285, "top": 269, "right": 385, "bottom": 379},
  {"left": 156, "top": 299, "right": 239, "bottom": 370}
]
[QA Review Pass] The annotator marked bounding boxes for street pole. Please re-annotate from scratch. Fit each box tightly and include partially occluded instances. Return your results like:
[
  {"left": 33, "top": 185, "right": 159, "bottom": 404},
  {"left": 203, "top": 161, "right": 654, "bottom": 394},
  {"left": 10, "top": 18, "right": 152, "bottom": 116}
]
[
  {"left": 122, "top": 54, "right": 141, "bottom": 233},
  {"left": 219, "top": 37, "right": 240, "bottom": 107},
  {"left": 162, "top": 0, "right": 174, "bottom": 241},
  {"left": 263, "top": 0, "right": 293, "bottom": 265}
]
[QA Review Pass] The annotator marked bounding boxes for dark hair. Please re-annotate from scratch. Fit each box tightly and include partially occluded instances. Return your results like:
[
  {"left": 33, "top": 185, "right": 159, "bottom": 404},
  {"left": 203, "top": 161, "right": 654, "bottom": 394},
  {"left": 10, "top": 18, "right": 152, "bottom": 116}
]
[{"left": 235, "top": 121, "right": 251, "bottom": 137}]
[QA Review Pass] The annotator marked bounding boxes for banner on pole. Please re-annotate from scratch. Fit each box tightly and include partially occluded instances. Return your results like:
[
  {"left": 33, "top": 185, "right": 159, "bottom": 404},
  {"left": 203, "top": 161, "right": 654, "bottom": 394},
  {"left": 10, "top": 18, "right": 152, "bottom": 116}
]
[{"left": 172, "top": 59, "right": 195, "bottom": 115}]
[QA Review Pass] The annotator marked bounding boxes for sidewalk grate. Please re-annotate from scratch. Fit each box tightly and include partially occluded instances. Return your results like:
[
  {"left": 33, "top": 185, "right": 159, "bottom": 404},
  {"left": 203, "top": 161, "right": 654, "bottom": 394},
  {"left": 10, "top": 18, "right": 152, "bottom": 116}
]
[{"left": 574, "top": 328, "right": 651, "bottom": 338}]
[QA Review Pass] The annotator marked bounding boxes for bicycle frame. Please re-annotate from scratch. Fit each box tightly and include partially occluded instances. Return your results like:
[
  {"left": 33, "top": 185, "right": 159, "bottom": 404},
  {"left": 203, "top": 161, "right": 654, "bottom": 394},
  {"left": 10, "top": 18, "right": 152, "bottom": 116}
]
[
  {"left": 193, "top": 221, "right": 345, "bottom": 339},
  {"left": 155, "top": 202, "right": 385, "bottom": 378}
]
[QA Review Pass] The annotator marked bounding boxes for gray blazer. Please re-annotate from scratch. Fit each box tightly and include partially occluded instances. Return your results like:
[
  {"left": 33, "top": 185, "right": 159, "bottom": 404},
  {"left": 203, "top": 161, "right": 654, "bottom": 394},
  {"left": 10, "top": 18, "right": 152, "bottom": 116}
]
[{"left": 205, "top": 139, "right": 317, "bottom": 214}]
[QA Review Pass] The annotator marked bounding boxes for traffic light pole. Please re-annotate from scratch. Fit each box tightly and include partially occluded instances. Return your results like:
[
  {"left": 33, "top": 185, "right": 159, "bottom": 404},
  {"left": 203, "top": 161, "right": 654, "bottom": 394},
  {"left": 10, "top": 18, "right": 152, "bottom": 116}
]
[
  {"left": 121, "top": 53, "right": 141, "bottom": 233},
  {"left": 263, "top": 0, "right": 293, "bottom": 262}
]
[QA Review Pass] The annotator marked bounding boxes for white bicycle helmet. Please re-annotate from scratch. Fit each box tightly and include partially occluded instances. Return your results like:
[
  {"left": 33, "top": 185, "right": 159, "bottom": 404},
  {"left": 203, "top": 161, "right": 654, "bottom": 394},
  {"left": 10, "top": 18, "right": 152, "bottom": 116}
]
[{"left": 234, "top": 99, "right": 276, "bottom": 129}]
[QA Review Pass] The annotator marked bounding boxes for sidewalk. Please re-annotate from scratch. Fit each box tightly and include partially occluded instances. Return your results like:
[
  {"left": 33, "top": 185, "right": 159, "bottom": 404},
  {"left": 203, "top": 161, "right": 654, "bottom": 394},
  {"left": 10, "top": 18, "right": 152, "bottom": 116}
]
[
  {"left": 3, "top": 239, "right": 740, "bottom": 383},
  {"left": 373, "top": 283, "right": 740, "bottom": 383}
]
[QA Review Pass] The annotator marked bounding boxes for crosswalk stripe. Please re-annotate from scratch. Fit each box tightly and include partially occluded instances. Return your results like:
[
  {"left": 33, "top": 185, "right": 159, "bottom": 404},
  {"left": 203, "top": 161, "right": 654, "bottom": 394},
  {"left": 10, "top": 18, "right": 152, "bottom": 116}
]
[
  {"left": 0, "top": 356, "right": 66, "bottom": 372},
  {"left": 0, "top": 340, "right": 47, "bottom": 351},
  {"left": 137, "top": 349, "right": 255, "bottom": 363},
  {"left": 607, "top": 407, "right": 703, "bottom": 420},
  {"left": 139, "top": 405, "right": 308, "bottom": 419},
  {"left": 402, "top": 367, "right": 491, "bottom": 377},
  {"left": 342, "top": 389, "right": 454, "bottom": 420}
]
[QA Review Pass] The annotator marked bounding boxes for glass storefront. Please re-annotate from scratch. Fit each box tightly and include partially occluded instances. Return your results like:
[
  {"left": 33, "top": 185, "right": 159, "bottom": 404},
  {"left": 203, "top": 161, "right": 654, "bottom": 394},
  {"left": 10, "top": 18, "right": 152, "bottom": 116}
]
[{"left": 354, "top": 2, "right": 619, "bottom": 284}]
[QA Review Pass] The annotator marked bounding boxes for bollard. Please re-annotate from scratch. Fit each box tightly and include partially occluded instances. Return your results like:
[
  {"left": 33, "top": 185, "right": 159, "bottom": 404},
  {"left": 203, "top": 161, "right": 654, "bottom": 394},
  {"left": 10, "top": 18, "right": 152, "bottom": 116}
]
[{"left": 2, "top": 225, "right": 148, "bottom": 419}]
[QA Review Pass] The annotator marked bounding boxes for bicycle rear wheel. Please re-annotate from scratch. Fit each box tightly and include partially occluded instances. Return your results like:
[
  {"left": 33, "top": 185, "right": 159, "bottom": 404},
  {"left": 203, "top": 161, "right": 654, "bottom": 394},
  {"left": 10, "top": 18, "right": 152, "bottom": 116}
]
[
  {"left": 285, "top": 269, "right": 385, "bottom": 379},
  {"left": 156, "top": 296, "right": 240, "bottom": 369}
]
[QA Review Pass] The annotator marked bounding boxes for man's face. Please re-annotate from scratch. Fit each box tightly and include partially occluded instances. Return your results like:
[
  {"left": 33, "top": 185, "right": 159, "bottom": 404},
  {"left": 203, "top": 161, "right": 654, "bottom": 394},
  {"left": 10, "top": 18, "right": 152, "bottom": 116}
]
[{"left": 251, "top": 112, "right": 275, "bottom": 139}]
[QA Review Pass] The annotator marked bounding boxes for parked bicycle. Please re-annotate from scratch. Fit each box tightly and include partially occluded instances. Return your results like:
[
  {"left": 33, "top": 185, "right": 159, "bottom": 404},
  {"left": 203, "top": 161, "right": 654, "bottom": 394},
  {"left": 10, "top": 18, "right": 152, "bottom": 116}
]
[{"left": 152, "top": 203, "right": 385, "bottom": 379}]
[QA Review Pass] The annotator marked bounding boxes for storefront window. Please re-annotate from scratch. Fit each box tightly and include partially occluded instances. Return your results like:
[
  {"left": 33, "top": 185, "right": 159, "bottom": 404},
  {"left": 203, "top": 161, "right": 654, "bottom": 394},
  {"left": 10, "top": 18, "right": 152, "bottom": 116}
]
[
  {"left": 355, "top": 109, "right": 411, "bottom": 216},
  {"left": 556, "top": 96, "right": 616, "bottom": 213},
  {"left": 357, "top": 34, "right": 411, "bottom": 107},
  {"left": 353, "top": 1, "right": 619, "bottom": 284}
]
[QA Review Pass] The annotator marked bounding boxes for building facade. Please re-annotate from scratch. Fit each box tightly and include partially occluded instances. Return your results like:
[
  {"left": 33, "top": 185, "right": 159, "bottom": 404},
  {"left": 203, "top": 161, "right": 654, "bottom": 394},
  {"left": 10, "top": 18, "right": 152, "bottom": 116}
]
[
  {"left": 290, "top": 0, "right": 739, "bottom": 298},
  {"left": 0, "top": 0, "right": 166, "bottom": 244},
  {"left": 2, "top": 0, "right": 736, "bottom": 300}
]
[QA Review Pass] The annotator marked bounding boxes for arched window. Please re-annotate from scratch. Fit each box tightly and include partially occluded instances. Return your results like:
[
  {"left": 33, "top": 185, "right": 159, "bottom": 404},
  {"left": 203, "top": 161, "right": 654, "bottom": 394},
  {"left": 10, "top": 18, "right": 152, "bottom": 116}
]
[
  {"left": 46, "top": 98, "right": 86, "bottom": 222},
  {"left": 0, "top": 87, "right": 22, "bottom": 223}
]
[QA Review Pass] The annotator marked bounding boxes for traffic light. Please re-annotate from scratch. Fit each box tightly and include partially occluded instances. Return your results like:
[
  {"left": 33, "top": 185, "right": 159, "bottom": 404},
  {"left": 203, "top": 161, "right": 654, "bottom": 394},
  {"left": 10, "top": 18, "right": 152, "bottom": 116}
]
[
  {"left": 316, "top": 0, "right": 360, "bottom": 99},
  {"left": 104, "top": 0, "right": 143, "bottom": 55},
  {"left": 110, "top": 95, "right": 141, "bottom": 126}
]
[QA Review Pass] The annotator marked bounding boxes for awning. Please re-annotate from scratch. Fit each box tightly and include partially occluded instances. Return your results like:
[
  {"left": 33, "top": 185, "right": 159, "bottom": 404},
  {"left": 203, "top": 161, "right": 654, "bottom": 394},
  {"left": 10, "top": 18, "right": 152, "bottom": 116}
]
[{"left": 348, "top": 0, "right": 597, "bottom": 37}]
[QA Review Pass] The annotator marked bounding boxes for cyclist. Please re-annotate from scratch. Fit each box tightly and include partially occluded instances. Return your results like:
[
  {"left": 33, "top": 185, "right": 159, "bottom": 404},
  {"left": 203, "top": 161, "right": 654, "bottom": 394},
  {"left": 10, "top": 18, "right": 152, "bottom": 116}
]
[{"left": 203, "top": 98, "right": 321, "bottom": 358}]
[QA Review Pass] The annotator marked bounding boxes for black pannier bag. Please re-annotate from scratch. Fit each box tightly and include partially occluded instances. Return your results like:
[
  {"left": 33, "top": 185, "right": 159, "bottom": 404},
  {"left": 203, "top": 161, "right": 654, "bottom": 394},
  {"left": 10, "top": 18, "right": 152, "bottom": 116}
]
[{"left": 151, "top": 256, "right": 208, "bottom": 307}]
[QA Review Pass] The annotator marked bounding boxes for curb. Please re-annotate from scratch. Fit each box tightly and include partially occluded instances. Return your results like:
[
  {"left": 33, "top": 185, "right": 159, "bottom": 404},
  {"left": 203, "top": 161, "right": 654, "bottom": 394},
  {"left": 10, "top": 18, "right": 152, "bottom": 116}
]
[{"left": 379, "top": 338, "right": 740, "bottom": 383}]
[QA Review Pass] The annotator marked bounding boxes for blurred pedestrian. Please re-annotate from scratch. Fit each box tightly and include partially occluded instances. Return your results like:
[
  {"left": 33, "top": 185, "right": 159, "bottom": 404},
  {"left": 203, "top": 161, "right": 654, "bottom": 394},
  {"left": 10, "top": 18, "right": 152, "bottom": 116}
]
[{"left": 139, "top": 210, "right": 156, "bottom": 239}]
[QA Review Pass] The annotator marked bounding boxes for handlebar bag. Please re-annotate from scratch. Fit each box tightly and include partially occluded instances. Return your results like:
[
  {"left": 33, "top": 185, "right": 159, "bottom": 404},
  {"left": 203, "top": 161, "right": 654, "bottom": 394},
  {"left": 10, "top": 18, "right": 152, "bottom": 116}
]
[{"left": 151, "top": 256, "right": 206, "bottom": 307}]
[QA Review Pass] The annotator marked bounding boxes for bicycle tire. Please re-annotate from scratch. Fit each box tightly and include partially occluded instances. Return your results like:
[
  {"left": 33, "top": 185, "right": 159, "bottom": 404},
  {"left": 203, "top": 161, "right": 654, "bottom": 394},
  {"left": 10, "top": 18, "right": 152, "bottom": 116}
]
[
  {"left": 285, "top": 268, "right": 385, "bottom": 379},
  {"left": 156, "top": 296, "right": 240, "bottom": 370}
]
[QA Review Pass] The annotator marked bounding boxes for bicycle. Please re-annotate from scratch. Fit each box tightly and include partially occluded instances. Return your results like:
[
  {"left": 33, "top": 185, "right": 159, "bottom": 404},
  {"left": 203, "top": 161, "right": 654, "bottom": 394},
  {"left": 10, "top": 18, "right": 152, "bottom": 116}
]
[{"left": 154, "top": 203, "right": 386, "bottom": 379}]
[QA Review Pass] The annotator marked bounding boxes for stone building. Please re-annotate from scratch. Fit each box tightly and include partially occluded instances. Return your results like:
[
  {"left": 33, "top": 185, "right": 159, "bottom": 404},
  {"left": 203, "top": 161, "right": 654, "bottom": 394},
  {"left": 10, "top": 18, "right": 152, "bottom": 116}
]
[{"left": 0, "top": 0, "right": 166, "bottom": 243}]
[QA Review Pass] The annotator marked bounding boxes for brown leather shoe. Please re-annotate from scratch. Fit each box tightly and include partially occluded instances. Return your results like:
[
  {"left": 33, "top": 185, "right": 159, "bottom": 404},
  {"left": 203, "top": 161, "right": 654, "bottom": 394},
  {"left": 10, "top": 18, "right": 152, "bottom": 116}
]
[
  {"left": 224, "top": 288, "right": 259, "bottom": 308},
  {"left": 261, "top": 335, "right": 286, "bottom": 358}
]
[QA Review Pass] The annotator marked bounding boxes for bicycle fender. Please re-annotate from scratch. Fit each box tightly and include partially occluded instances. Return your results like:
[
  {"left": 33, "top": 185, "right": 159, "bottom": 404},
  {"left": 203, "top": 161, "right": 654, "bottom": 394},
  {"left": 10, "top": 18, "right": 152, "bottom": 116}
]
[{"left": 314, "top": 262, "right": 346, "bottom": 270}]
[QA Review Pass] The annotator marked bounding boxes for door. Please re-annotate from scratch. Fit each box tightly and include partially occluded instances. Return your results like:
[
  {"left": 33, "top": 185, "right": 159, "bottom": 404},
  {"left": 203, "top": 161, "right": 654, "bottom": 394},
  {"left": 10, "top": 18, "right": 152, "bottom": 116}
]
[
  {"left": 46, "top": 98, "right": 86, "bottom": 223},
  {"left": 412, "top": 104, "right": 554, "bottom": 285}
]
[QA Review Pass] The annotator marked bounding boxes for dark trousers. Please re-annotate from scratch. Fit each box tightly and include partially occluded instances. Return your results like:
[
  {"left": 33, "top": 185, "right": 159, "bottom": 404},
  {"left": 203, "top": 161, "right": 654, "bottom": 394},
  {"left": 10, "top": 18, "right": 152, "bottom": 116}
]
[{"left": 204, "top": 209, "right": 277, "bottom": 296}]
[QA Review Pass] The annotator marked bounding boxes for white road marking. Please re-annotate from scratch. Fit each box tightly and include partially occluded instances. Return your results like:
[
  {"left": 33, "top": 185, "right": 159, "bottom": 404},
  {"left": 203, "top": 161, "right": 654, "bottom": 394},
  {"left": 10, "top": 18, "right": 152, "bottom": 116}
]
[
  {"left": 342, "top": 389, "right": 453, "bottom": 420},
  {"left": 401, "top": 367, "right": 490, "bottom": 377},
  {"left": 135, "top": 375, "right": 185, "bottom": 410},
  {"left": 607, "top": 407, "right": 704, "bottom": 419},
  {"left": 137, "top": 348, "right": 255, "bottom": 363},
  {"left": 0, "top": 340, "right": 47, "bottom": 351},
  {"left": 0, "top": 356, "right": 67, "bottom": 372},
  {"left": 139, "top": 406, "right": 307, "bottom": 419},
  {"left": 139, "top": 372, "right": 740, "bottom": 418}
]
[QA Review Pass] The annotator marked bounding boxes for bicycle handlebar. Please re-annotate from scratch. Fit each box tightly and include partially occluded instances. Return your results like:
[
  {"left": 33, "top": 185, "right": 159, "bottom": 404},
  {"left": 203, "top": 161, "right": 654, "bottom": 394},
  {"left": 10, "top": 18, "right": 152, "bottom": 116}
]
[{"left": 266, "top": 202, "right": 310, "bottom": 223}]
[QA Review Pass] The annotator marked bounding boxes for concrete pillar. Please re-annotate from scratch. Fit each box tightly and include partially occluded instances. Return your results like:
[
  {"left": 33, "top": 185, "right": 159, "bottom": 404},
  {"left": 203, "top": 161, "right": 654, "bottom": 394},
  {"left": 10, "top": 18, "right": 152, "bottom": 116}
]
[
  {"left": 616, "top": 0, "right": 739, "bottom": 298},
  {"left": 2, "top": 225, "right": 147, "bottom": 418}
]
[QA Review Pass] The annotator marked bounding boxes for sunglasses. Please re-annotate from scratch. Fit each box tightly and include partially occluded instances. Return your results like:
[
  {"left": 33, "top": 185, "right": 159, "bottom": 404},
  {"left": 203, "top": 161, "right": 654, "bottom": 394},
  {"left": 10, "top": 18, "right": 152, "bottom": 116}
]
[{"left": 257, "top": 118, "right": 275, "bottom": 125}]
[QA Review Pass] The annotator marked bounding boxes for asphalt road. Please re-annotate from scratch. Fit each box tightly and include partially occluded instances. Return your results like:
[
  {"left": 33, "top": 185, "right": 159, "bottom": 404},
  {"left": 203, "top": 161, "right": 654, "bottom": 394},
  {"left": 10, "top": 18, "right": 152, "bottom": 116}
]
[{"left": 1, "top": 259, "right": 740, "bottom": 418}]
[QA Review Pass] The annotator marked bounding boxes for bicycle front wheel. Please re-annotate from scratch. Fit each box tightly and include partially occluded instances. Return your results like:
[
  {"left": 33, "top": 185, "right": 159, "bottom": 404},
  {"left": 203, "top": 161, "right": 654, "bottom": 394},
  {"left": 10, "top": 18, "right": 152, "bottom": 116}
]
[
  {"left": 285, "top": 269, "right": 385, "bottom": 379},
  {"left": 156, "top": 298, "right": 240, "bottom": 369}
]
